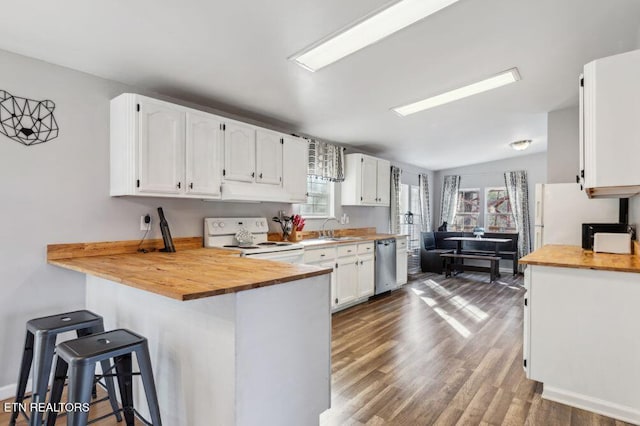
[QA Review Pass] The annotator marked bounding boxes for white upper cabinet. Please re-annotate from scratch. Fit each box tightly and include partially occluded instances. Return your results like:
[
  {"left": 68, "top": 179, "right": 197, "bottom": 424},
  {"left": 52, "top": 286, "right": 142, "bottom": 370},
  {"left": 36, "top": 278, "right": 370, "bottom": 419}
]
[
  {"left": 282, "top": 136, "right": 308, "bottom": 203},
  {"left": 185, "top": 112, "right": 223, "bottom": 197},
  {"left": 138, "top": 98, "right": 185, "bottom": 194},
  {"left": 256, "top": 129, "right": 283, "bottom": 185},
  {"left": 223, "top": 122, "right": 256, "bottom": 183},
  {"left": 110, "top": 93, "right": 306, "bottom": 202},
  {"left": 341, "top": 153, "right": 391, "bottom": 206},
  {"left": 376, "top": 159, "right": 391, "bottom": 205},
  {"left": 361, "top": 156, "right": 378, "bottom": 204},
  {"left": 111, "top": 94, "right": 217, "bottom": 199},
  {"left": 581, "top": 48, "right": 640, "bottom": 198}
]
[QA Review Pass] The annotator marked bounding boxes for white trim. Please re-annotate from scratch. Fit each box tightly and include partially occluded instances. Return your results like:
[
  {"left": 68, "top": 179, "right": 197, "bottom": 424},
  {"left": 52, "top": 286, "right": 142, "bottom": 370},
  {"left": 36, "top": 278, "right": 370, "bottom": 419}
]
[
  {"left": 543, "top": 385, "right": 640, "bottom": 425},
  {"left": 0, "top": 379, "right": 30, "bottom": 401}
]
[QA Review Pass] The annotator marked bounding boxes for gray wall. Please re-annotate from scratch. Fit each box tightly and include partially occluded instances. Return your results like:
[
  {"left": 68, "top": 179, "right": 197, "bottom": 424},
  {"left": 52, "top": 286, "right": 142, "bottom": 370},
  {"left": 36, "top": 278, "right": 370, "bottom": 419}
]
[
  {"left": 433, "top": 152, "right": 547, "bottom": 235},
  {"left": 547, "top": 106, "right": 579, "bottom": 183},
  {"left": 0, "top": 49, "right": 432, "bottom": 392}
]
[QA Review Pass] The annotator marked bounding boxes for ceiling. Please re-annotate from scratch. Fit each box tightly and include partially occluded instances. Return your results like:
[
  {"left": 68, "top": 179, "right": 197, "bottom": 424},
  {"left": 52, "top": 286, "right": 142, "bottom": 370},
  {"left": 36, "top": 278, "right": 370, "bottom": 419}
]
[{"left": 1, "top": 0, "right": 639, "bottom": 170}]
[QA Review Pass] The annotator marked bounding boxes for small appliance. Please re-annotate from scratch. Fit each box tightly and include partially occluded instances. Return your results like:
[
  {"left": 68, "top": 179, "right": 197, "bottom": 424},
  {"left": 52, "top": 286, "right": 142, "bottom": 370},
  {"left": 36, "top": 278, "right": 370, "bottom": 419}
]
[
  {"left": 593, "top": 232, "right": 632, "bottom": 254},
  {"left": 581, "top": 223, "right": 633, "bottom": 250},
  {"left": 204, "top": 217, "right": 304, "bottom": 263}
]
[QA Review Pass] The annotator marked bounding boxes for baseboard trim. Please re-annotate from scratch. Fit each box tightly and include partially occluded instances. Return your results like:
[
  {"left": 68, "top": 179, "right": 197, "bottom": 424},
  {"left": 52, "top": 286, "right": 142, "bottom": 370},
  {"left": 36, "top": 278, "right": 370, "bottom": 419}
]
[
  {"left": 543, "top": 385, "right": 640, "bottom": 425},
  {"left": 0, "top": 380, "right": 28, "bottom": 401}
]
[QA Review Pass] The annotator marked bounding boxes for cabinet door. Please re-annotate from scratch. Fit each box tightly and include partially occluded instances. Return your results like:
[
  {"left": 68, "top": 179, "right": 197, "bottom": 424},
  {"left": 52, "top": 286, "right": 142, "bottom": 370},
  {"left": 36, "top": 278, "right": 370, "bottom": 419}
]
[
  {"left": 376, "top": 159, "right": 391, "bottom": 205},
  {"left": 320, "top": 261, "right": 338, "bottom": 309},
  {"left": 283, "top": 136, "right": 308, "bottom": 202},
  {"left": 357, "top": 254, "right": 375, "bottom": 298},
  {"left": 223, "top": 122, "right": 256, "bottom": 183},
  {"left": 361, "top": 156, "right": 378, "bottom": 204},
  {"left": 256, "top": 130, "right": 283, "bottom": 185},
  {"left": 185, "top": 112, "right": 222, "bottom": 197},
  {"left": 336, "top": 257, "right": 358, "bottom": 306},
  {"left": 138, "top": 99, "right": 185, "bottom": 194}
]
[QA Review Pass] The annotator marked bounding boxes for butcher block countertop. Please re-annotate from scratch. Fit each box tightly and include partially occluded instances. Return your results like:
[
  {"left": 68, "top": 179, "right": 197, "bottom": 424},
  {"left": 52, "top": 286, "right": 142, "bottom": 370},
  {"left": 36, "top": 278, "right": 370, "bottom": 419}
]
[
  {"left": 519, "top": 243, "right": 640, "bottom": 273},
  {"left": 47, "top": 237, "right": 332, "bottom": 301}
]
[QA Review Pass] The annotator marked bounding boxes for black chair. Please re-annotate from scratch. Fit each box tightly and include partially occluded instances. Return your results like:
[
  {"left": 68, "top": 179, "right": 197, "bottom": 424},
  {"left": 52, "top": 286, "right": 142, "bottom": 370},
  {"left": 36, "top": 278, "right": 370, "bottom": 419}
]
[
  {"left": 47, "top": 329, "right": 162, "bottom": 426},
  {"left": 420, "top": 232, "right": 455, "bottom": 274},
  {"left": 10, "top": 310, "right": 121, "bottom": 426}
]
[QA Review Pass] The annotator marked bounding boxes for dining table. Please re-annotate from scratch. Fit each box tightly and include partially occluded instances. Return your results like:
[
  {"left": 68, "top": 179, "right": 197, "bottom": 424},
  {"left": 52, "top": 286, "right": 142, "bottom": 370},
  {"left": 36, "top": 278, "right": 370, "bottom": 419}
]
[{"left": 444, "top": 236, "right": 513, "bottom": 256}]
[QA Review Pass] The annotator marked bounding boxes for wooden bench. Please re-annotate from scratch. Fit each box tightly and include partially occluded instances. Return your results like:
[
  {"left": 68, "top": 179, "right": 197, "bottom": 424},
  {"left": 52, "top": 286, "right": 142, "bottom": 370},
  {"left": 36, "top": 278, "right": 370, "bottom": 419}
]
[{"left": 440, "top": 253, "right": 501, "bottom": 282}]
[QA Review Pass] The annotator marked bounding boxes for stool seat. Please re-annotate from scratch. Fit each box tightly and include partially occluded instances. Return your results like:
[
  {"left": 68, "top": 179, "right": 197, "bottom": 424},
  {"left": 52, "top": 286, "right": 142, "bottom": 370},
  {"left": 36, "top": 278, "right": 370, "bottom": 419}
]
[
  {"left": 27, "top": 310, "right": 103, "bottom": 334},
  {"left": 58, "top": 329, "right": 146, "bottom": 362}
]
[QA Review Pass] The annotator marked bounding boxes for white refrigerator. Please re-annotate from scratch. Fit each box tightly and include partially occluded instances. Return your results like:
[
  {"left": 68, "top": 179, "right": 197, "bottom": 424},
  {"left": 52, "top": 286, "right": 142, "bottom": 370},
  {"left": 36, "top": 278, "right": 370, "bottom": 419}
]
[{"left": 534, "top": 183, "right": 619, "bottom": 250}]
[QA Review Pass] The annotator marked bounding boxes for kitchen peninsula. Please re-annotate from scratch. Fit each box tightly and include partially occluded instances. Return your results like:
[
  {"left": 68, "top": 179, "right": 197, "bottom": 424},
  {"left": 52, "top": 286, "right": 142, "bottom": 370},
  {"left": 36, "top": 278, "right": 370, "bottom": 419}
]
[
  {"left": 520, "top": 244, "right": 640, "bottom": 424},
  {"left": 47, "top": 238, "right": 333, "bottom": 426}
]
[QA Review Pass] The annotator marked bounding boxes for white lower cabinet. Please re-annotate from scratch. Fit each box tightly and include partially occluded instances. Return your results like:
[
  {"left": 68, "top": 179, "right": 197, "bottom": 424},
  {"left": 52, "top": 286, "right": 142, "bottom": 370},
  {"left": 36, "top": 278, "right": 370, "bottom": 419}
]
[
  {"left": 357, "top": 254, "right": 375, "bottom": 298},
  {"left": 320, "top": 261, "right": 338, "bottom": 309},
  {"left": 304, "top": 241, "right": 375, "bottom": 312},
  {"left": 396, "top": 236, "right": 408, "bottom": 286},
  {"left": 336, "top": 256, "right": 359, "bottom": 306},
  {"left": 525, "top": 265, "right": 640, "bottom": 423}
]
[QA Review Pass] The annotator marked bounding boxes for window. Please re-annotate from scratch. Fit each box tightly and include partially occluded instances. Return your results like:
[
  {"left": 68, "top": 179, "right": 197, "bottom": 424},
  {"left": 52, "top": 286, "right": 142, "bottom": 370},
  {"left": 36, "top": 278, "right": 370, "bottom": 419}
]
[
  {"left": 485, "top": 187, "right": 516, "bottom": 231},
  {"left": 296, "top": 176, "right": 334, "bottom": 218},
  {"left": 451, "top": 189, "right": 480, "bottom": 231}
]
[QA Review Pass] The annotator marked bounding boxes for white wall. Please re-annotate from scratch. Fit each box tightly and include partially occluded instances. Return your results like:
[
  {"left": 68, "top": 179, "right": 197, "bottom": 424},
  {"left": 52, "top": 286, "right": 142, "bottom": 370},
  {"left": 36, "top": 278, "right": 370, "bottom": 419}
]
[
  {"left": 547, "top": 106, "right": 579, "bottom": 184},
  {"left": 432, "top": 152, "right": 547, "bottom": 235},
  {"left": 0, "top": 48, "right": 433, "bottom": 392}
]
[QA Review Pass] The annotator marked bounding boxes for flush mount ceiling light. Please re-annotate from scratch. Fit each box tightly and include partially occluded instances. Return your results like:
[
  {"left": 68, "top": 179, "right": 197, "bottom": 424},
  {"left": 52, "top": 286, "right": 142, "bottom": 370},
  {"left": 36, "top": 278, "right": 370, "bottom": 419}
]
[
  {"left": 392, "top": 68, "right": 521, "bottom": 116},
  {"left": 510, "top": 139, "right": 532, "bottom": 151},
  {"left": 289, "top": 0, "right": 461, "bottom": 72}
]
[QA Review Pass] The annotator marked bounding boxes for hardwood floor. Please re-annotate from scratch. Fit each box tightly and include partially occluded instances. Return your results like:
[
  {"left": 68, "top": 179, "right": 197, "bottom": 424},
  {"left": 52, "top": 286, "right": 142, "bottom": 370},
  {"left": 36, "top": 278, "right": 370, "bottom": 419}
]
[
  {"left": 0, "top": 272, "right": 631, "bottom": 425},
  {"left": 321, "top": 272, "right": 632, "bottom": 426}
]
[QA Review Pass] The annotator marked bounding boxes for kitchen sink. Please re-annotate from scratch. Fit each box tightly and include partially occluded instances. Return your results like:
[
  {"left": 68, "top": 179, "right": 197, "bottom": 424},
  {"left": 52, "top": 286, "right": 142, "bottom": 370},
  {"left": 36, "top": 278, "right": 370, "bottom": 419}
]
[{"left": 327, "top": 236, "right": 365, "bottom": 241}]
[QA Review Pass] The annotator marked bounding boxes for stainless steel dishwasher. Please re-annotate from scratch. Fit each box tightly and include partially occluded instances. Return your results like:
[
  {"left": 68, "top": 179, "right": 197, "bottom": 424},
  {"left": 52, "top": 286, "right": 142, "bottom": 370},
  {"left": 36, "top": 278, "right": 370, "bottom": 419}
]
[{"left": 375, "top": 238, "right": 397, "bottom": 294}]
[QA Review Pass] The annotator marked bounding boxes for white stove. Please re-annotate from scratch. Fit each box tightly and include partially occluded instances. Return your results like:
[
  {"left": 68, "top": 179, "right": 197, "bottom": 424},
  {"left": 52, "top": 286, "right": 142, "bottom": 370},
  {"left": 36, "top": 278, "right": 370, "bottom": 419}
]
[{"left": 204, "top": 217, "right": 304, "bottom": 263}]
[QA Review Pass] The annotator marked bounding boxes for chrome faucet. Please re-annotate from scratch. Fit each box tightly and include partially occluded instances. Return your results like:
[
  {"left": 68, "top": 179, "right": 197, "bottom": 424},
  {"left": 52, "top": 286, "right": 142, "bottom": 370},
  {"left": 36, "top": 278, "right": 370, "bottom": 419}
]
[{"left": 321, "top": 217, "right": 340, "bottom": 238}]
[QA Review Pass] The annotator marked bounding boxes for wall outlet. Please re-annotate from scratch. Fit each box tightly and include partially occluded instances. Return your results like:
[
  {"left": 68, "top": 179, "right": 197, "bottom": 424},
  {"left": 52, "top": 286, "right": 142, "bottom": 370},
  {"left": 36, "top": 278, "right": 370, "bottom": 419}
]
[{"left": 140, "top": 214, "right": 151, "bottom": 231}]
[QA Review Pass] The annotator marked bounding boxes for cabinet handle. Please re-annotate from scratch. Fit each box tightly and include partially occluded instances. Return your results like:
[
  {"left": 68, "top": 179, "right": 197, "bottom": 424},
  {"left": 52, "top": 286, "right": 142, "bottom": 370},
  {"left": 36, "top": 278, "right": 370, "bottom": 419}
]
[
  {"left": 360, "top": 260, "right": 363, "bottom": 265},
  {"left": 177, "top": 182, "right": 181, "bottom": 189},
  {"left": 189, "top": 182, "right": 193, "bottom": 189},
  {"left": 320, "top": 254, "right": 325, "bottom": 257},
  {"left": 252, "top": 172, "right": 255, "bottom": 178},
  {"left": 259, "top": 173, "right": 263, "bottom": 179},
  {"left": 347, "top": 250, "right": 352, "bottom": 253},
  {"left": 355, "top": 260, "right": 358, "bottom": 265},
  {"left": 335, "top": 298, "right": 338, "bottom": 304}
]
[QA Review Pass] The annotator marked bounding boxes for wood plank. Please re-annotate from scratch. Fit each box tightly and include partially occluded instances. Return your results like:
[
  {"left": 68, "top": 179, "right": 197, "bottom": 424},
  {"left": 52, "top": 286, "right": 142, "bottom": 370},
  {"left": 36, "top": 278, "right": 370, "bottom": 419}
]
[
  {"left": 48, "top": 248, "right": 331, "bottom": 300},
  {"left": 520, "top": 244, "right": 640, "bottom": 273},
  {"left": 47, "top": 237, "right": 205, "bottom": 260}
]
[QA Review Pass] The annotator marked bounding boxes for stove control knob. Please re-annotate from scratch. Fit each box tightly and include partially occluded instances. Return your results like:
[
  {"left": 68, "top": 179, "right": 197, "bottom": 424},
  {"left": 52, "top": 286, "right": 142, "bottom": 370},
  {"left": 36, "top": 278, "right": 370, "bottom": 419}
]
[
  {"left": 212, "top": 222, "right": 219, "bottom": 228},
  {"left": 219, "top": 222, "right": 225, "bottom": 228},
  {"left": 256, "top": 220, "right": 262, "bottom": 227}
]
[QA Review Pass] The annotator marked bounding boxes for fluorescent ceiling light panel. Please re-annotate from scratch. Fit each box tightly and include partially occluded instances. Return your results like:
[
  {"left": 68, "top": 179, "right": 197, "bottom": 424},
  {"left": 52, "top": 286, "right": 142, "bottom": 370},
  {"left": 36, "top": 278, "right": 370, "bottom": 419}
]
[
  {"left": 392, "top": 68, "right": 522, "bottom": 116},
  {"left": 290, "top": 0, "right": 461, "bottom": 72}
]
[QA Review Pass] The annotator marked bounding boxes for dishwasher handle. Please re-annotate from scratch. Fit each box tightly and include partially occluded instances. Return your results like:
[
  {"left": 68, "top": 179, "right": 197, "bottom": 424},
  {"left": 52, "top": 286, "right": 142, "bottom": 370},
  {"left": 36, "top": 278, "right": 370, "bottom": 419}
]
[{"left": 377, "top": 239, "right": 396, "bottom": 247}]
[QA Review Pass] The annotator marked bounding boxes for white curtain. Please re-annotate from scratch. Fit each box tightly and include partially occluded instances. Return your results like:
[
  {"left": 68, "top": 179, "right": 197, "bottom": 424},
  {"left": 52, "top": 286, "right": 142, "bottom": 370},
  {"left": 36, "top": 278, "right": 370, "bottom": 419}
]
[
  {"left": 504, "top": 170, "right": 531, "bottom": 272},
  {"left": 307, "top": 139, "right": 345, "bottom": 182},
  {"left": 418, "top": 174, "right": 432, "bottom": 232},
  {"left": 439, "top": 175, "right": 461, "bottom": 229},
  {"left": 389, "top": 166, "right": 402, "bottom": 234}
]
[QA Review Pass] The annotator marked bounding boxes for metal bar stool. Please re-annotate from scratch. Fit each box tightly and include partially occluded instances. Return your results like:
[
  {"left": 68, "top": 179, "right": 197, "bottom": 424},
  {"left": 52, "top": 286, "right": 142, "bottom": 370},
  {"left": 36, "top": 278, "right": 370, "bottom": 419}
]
[
  {"left": 47, "top": 329, "right": 162, "bottom": 426},
  {"left": 10, "top": 310, "right": 122, "bottom": 426}
]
